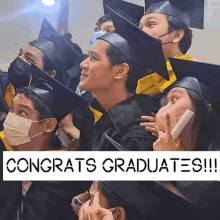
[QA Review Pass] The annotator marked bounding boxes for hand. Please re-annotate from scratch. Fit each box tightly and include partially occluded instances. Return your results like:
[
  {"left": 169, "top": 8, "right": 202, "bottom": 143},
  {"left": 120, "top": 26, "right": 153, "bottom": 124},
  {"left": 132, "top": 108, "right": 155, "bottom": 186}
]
[
  {"left": 140, "top": 112, "right": 158, "bottom": 137},
  {"left": 71, "top": 191, "right": 90, "bottom": 215},
  {"left": 153, "top": 114, "right": 183, "bottom": 151},
  {"left": 78, "top": 192, "right": 114, "bottom": 220},
  {"left": 59, "top": 114, "right": 80, "bottom": 140}
]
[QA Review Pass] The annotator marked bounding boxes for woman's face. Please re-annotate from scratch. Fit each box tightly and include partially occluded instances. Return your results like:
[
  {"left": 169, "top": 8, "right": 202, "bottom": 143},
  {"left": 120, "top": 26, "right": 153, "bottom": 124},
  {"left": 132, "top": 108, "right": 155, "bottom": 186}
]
[{"left": 156, "top": 87, "right": 195, "bottom": 149}]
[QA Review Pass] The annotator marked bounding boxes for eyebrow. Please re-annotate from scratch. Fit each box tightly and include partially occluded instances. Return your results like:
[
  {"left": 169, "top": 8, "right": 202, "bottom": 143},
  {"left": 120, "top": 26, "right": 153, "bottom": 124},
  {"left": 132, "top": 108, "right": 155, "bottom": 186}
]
[
  {"left": 89, "top": 51, "right": 100, "bottom": 58},
  {"left": 25, "top": 52, "right": 36, "bottom": 60},
  {"left": 146, "top": 16, "right": 158, "bottom": 21},
  {"left": 169, "top": 88, "right": 183, "bottom": 95},
  {"left": 18, "top": 104, "right": 31, "bottom": 112}
]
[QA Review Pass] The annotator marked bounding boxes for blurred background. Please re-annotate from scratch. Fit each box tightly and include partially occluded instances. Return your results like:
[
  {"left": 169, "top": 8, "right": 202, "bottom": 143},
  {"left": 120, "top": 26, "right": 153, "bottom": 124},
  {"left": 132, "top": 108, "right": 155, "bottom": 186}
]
[{"left": 0, "top": 0, "right": 220, "bottom": 71}]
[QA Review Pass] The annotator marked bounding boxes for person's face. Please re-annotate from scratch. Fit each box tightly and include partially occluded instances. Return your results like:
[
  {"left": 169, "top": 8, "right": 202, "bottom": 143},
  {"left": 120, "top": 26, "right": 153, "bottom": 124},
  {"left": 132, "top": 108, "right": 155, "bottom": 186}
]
[
  {"left": 139, "top": 13, "right": 175, "bottom": 55},
  {"left": 19, "top": 46, "right": 44, "bottom": 70},
  {"left": 78, "top": 181, "right": 109, "bottom": 219},
  {"left": 156, "top": 87, "right": 195, "bottom": 137},
  {"left": 79, "top": 40, "right": 117, "bottom": 92},
  {"left": 100, "top": 21, "right": 115, "bottom": 33},
  {"left": 9, "top": 94, "right": 44, "bottom": 138}
]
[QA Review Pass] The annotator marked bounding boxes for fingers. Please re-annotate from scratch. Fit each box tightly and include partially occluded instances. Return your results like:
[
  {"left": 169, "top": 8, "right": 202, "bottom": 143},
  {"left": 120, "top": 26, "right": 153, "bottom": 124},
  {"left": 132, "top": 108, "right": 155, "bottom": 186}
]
[
  {"left": 93, "top": 192, "right": 100, "bottom": 206},
  {"left": 140, "top": 122, "right": 157, "bottom": 133},
  {"left": 141, "top": 114, "right": 156, "bottom": 122},
  {"left": 165, "top": 114, "right": 172, "bottom": 136}
]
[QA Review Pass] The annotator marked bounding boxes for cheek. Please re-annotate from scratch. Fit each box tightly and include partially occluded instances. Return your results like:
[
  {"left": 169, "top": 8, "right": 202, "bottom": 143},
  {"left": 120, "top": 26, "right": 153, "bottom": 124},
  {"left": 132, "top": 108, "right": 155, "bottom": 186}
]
[{"left": 156, "top": 107, "right": 177, "bottom": 132}]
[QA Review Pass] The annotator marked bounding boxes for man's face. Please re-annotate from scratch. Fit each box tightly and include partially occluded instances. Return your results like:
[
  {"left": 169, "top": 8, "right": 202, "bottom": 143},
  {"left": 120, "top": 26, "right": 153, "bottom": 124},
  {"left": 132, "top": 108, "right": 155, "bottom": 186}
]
[
  {"left": 19, "top": 45, "right": 44, "bottom": 70},
  {"left": 79, "top": 40, "right": 116, "bottom": 92},
  {"left": 9, "top": 94, "right": 44, "bottom": 138},
  {"left": 139, "top": 13, "right": 169, "bottom": 39},
  {"left": 100, "top": 21, "right": 115, "bottom": 33}
]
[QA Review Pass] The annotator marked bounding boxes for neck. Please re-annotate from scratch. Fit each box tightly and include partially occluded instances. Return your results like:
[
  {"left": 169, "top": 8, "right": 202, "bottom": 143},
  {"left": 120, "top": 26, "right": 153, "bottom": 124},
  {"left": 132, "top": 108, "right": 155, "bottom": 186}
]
[
  {"left": 14, "top": 135, "right": 53, "bottom": 151},
  {"left": 164, "top": 45, "right": 183, "bottom": 60},
  {"left": 93, "top": 86, "right": 131, "bottom": 110}
]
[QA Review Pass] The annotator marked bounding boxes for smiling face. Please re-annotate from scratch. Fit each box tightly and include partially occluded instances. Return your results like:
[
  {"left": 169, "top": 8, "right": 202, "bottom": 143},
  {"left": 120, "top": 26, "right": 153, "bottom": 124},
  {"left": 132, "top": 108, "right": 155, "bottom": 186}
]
[{"left": 79, "top": 40, "right": 117, "bottom": 92}]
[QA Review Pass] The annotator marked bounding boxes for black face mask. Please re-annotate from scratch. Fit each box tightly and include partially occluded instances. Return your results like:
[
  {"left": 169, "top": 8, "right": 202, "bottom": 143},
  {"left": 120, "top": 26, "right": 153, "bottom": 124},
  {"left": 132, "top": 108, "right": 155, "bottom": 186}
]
[
  {"left": 8, "top": 57, "right": 32, "bottom": 88},
  {"left": 159, "top": 31, "right": 173, "bottom": 45}
]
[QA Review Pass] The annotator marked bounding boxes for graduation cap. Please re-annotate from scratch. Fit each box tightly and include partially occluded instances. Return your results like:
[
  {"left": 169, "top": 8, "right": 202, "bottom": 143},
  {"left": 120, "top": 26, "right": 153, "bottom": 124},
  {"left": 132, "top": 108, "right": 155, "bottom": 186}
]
[
  {"left": 144, "top": 0, "right": 204, "bottom": 29},
  {"left": 22, "top": 64, "right": 89, "bottom": 122},
  {"left": 174, "top": 181, "right": 220, "bottom": 210},
  {"left": 103, "top": 0, "right": 145, "bottom": 26},
  {"left": 168, "top": 58, "right": 220, "bottom": 108},
  {"left": 98, "top": 6, "right": 169, "bottom": 80},
  {"left": 29, "top": 18, "right": 82, "bottom": 77}
]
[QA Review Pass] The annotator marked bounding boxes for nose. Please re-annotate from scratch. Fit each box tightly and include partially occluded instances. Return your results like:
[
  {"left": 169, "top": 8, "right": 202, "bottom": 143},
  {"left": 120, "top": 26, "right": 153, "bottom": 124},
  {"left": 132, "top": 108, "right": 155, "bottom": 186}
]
[{"left": 80, "top": 57, "right": 89, "bottom": 70}]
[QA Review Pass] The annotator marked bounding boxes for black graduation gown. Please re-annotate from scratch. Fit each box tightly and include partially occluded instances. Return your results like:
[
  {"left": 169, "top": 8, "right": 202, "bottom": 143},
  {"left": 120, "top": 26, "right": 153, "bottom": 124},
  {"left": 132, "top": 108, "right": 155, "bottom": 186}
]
[
  {"left": 0, "top": 137, "right": 89, "bottom": 220},
  {"left": 79, "top": 94, "right": 156, "bottom": 151},
  {"left": 0, "top": 72, "right": 10, "bottom": 112}
]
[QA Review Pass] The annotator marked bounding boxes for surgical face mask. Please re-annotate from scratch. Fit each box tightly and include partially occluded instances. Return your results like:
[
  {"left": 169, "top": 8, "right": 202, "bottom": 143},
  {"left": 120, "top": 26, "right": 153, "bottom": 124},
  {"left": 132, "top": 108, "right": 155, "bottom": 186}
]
[
  {"left": 159, "top": 31, "right": 173, "bottom": 45},
  {"left": 8, "top": 57, "right": 32, "bottom": 88},
  {"left": 3, "top": 112, "right": 45, "bottom": 146}
]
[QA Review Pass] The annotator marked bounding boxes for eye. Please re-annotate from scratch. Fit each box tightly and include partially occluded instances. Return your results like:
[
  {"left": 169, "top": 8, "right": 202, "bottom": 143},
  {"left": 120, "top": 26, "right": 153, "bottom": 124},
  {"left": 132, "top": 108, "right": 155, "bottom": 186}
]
[
  {"left": 149, "top": 22, "right": 156, "bottom": 28},
  {"left": 171, "top": 96, "right": 179, "bottom": 104},
  {"left": 9, "top": 107, "right": 14, "bottom": 113},
  {"left": 19, "top": 110, "right": 27, "bottom": 117},
  {"left": 90, "top": 56, "right": 97, "bottom": 61}
]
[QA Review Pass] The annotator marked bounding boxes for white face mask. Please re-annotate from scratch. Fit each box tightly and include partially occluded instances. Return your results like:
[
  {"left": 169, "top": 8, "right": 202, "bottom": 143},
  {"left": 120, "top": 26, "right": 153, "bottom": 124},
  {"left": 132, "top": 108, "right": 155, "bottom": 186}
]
[{"left": 3, "top": 112, "right": 45, "bottom": 146}]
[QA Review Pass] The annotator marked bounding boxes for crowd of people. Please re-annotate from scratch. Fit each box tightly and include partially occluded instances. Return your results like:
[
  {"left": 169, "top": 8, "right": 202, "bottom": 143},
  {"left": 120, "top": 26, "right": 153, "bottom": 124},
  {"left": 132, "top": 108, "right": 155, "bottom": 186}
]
[{"left": 0, "top": 0, "right": 220, "bottom": 219}]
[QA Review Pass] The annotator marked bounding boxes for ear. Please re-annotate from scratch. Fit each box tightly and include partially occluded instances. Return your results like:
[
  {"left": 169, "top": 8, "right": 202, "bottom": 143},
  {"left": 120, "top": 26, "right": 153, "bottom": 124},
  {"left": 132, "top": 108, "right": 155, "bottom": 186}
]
[
  {"left": 172, "top": 30, "right": 185, "bottom": 44},
  {"left": 114, "top": 63, "right": 130, "bottom": 80},
  {"left": 42, "top": 118, "right": 57, "bottom": 133},
  {"left": 110, "top": 207, "right": 126, "bottom": 220},
  {"left": 50, "top": 70, "right": 56, "bottom": 78}
]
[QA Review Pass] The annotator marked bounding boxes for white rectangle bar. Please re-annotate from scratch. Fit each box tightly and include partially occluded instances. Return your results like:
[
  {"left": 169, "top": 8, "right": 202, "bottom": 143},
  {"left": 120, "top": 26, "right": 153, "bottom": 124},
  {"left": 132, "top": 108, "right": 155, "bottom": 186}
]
[{"left": 3, "top": 151, "right": 220, "bottom": 181}]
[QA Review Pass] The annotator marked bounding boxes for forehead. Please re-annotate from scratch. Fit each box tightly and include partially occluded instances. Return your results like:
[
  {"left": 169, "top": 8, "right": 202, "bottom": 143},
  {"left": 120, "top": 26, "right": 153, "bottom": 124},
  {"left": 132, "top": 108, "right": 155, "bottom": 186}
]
[
  {"left": 13, "top": 93, "right": 35, "bottom": 108},
  {"left": 91, "top": 40, "right": 110, "bottom": 55},
  {"left": 101, "top": 21, "right": 114, "bottom": 27},
  {"left": 140, "top": 13, "right": 167, "bottom": 24},
  {"left": 22, "top": 45, "right": 43, "bottom": 56},
  {"left": 168, "top": 87, "right": 188, "bottom": 96}
]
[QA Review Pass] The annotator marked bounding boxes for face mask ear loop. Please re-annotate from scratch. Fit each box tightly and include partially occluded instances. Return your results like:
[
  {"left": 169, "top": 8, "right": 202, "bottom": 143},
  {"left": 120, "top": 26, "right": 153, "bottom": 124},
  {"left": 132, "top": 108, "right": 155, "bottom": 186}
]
[{"left": 28, "top": 74, "right": 33, "bottom": 86}]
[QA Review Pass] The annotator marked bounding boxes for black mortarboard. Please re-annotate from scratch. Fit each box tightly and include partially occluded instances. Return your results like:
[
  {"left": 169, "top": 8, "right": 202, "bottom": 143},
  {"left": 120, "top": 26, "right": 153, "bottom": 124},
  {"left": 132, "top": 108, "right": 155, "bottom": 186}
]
[
  {"left": 29, "top": 18, "right": 82, "bottom": 77},
  {"left": 98, "top": 6, "right": 169, "bottom": 80},
  {"left": 23, "top": 64, "right": 89, "bottom": 122},
  {"left": 103, "top": 0, "right": 144, "bottom": 26},
  {"left": 168, "top": 58, "right": 220, "bottom": 106},
  {"left": 144, "top": 0, "right": 204, "bottom": 29},
  {"left": 174, "top": 181, "right": 220, "bottom": 210}
]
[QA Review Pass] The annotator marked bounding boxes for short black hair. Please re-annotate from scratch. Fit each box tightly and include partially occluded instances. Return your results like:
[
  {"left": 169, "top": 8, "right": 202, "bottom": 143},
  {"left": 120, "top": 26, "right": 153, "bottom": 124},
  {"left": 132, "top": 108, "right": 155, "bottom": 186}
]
[
  {"left": 167, "top": 16, "right": 193, "bottom": 54},
  {"left": 16, "top": 88, "right": 54, "bottom": 120},
  {"left": 106, "top": 44, "right": 149, "bottom": 94},
  {"left": 98, "top": 181, "right": 144, "bottom": 220}
]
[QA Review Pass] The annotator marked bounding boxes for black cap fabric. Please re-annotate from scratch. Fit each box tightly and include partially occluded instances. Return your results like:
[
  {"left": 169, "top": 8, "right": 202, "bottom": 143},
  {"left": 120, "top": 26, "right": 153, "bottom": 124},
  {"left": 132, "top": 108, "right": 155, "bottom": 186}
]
[
  {"left": 103, "top": 0, "right": 144, "bottom": 26},
  {"left": 144, "top": 0, "right": 204, "bottom": 29},
  {"left": 23, "top": 64, "right": 89, "bottom": 122},
  {"left": 168, "top": 58, "right": 220, "bottom": 104},
  {"left": 29, "top": 18, "right": 82, "bottom": 76},
  {"left": 174, "top": 181, "right": 220, "bottom": 209},
  {"left": 98, "top": 6, "right": 169, "bottom": 80}
]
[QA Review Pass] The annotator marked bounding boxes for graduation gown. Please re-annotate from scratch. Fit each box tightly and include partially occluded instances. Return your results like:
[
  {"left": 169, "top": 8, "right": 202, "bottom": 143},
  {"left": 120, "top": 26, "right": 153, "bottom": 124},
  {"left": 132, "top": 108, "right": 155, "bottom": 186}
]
[
  {"left": 79, "top": 94, "right": 156, "bottom": 151},
  {"left": 0, "top": 132, "right": 89, "bottom": 220}
]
